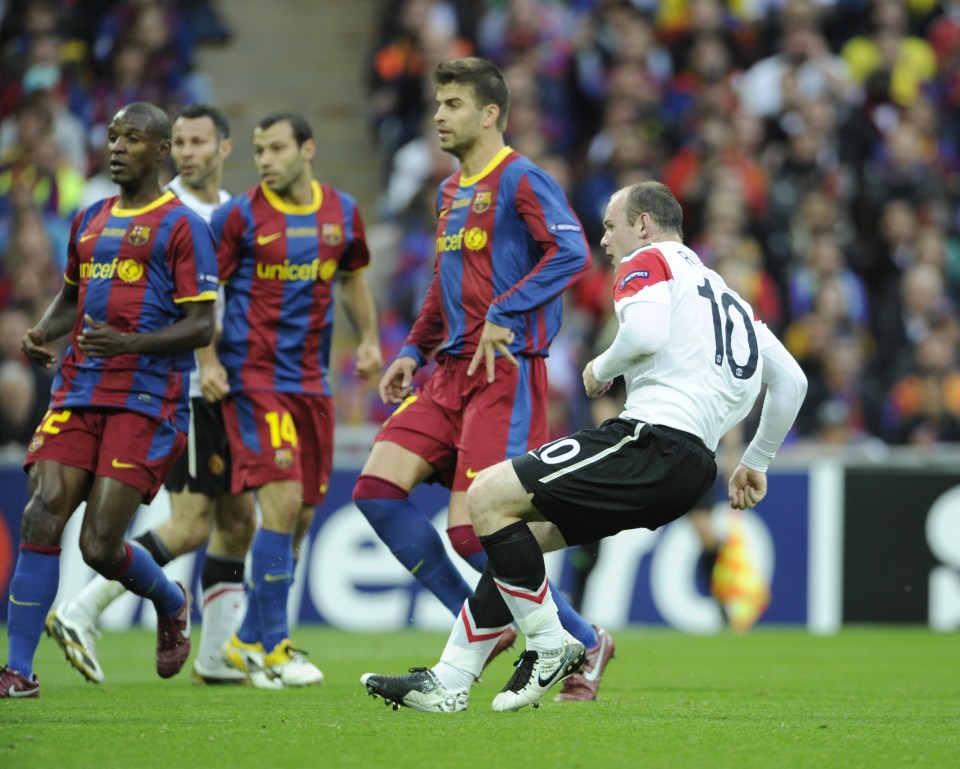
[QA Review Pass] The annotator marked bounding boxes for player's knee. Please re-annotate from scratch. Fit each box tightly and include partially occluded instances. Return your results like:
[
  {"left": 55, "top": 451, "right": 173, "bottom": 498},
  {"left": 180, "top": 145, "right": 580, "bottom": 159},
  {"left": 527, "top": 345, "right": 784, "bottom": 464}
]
[
  {"left": 78, "top": 533, "right": 122, "bottom": 576},
  {"left": 465, "top": 480, "right": 493, "bottom": 532},
  {"left": 220, "top": 515, "right": 255, "bottom": 553},
  {"left": 183, "top": 517, "right": 214, "bottom": 552},
  {"left": 20, "top": 494, "right": 66, "bottom": 545}
]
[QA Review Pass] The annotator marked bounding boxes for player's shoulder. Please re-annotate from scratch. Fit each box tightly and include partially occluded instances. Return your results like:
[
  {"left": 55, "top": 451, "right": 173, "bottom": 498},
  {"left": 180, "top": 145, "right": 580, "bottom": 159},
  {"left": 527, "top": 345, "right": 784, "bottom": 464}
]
[{"left": 319, "top": 181, "right": 359, "bottom": 210}]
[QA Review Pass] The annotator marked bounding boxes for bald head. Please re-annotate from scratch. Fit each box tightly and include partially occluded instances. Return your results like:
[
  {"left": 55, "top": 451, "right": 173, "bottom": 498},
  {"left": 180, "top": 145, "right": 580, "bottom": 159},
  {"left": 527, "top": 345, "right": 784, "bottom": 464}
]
[{"left": 112, "top": 101, "right": 172, "bottom": 142}]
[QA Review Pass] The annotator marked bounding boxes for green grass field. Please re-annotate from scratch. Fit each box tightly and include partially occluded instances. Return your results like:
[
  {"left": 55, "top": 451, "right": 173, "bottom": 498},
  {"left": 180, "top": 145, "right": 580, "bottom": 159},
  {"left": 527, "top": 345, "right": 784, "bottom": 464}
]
[{"left": 1, "top": 626, "right": 957, "bottom": 769}]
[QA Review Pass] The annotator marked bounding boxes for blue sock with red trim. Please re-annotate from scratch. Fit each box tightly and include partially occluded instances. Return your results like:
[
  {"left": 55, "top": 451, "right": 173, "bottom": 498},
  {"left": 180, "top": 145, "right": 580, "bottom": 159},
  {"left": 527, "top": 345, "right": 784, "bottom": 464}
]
[
  {"left": 114, "top": 542, "right": 183, "bottom": 617},
  {"left": 354, "top": 475, "right": 473, "bottom": 614},
  {"left": 7, "top": 545, "right": 61, "bottom": 677}
]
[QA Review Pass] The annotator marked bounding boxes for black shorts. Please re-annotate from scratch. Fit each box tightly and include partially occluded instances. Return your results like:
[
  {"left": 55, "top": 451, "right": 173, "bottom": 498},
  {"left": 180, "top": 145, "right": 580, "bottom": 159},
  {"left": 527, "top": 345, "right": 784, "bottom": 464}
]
[
  {"left": 512, "top": 418, "right": 717, "bottom": 547},
  {"left": 164, "top": 397, "right": 233, "bottom": 498}
]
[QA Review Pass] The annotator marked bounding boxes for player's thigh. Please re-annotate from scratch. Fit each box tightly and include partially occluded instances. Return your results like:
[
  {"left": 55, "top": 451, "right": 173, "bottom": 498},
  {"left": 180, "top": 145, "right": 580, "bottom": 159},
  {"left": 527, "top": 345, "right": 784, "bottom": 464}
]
[
  {"left": 361, "top": 439, "right": 437, "bottom": 490},
  {"left": 96, "top": 411, "right": 186, "bottom": 503},
  {"left": 455, "top": 356, "right": 549, "bottom": 493},
  {"left": 368, "top": 389, "right": 460, "bottom": 488}
]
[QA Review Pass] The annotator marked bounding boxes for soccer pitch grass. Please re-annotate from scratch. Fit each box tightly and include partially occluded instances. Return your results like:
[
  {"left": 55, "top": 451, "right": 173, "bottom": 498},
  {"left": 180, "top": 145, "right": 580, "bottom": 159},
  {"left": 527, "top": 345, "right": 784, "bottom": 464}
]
[{"left": 2, "top": 627, "right": 957, "bottom": 769}]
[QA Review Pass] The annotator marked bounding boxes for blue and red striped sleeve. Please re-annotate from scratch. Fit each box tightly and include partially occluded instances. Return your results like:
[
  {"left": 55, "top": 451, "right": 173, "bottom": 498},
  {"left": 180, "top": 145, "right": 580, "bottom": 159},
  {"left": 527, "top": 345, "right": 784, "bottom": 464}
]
[{"left": 486, "top": 165, "right": 590, "bottom": 327}]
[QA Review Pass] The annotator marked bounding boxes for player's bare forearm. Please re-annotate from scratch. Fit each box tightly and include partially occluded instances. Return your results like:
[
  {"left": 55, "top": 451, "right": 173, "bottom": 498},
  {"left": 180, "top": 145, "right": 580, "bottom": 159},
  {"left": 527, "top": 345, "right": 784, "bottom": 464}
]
[
  {"left": 197, "top": 341, "right": 229, "bottom": 401},
  {"left": 340, "top": 274, "right": 382, "bottom": 379},
  {"left": 22, "top": 283, "right": 79, "bottom": 368},
  {"left": 78, "top": 300, "right": 215, "bottom": 358}
]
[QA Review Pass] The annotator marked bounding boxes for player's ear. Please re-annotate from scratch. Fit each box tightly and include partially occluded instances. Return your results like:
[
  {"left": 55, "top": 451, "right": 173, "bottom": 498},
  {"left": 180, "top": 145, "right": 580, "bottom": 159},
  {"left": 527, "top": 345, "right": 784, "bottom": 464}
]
[
  {"left": 483, "top": 103, "right": 500, "bottom": 130},
  {"left": 220, "top": 137, "right": 233, "bottom": 161},
  {"left": 300, "top": 137, "right": 316, "bottom": 162},
  {"left": 156, "top": 138, "right": 172, "bottom": 163}
]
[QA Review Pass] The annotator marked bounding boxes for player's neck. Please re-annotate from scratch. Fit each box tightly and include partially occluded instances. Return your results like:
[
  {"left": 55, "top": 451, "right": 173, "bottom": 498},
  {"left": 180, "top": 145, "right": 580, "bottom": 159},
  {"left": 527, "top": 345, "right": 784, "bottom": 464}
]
[
  {"left": 457, "top": 132, "right": 506, "bottom": 179},
  {"left": 187, "top": 178, "right": 222, "bottom": 205},
  {"left": 118, "top": 180, "right": 165, "bottom": 209},
  {"left": 277, "top": 174, "right": 316, "bottom": 207}
]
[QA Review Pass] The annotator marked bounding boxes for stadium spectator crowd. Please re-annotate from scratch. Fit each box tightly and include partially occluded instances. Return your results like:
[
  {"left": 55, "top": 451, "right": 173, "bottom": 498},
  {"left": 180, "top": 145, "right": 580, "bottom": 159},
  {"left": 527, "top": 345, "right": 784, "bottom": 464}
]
[
  {"left": 361, "top": 0, "right": 960, "bottom": 451},
  {"left": 4, "top": 0, "right": 960, "bottom": 457}
]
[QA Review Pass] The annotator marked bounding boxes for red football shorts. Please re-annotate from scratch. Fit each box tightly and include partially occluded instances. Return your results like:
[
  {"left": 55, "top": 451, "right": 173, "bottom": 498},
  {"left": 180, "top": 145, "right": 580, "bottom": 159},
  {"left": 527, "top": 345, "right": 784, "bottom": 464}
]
[
  {"left": 24, "top": 407, "right": 187, "bottom": 503},
  {"left": 222, "top": 391, "right": 333, "bottom": 505},
  {"left": 374, "top": 354, "right": 549, "bottom": 491}
]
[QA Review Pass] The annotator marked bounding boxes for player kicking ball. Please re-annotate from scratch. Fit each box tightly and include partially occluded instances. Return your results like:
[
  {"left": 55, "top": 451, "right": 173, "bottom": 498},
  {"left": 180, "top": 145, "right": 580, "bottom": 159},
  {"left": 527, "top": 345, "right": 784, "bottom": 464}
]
[{"left": 361, "top": 182, "right": 806, "bottom": 711}]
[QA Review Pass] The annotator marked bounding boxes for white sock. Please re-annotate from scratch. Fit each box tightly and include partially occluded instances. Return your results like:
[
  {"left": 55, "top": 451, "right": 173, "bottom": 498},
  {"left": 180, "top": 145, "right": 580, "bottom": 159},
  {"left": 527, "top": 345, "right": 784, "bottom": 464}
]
[
  {"left": 432, "top": 602, "right": 508, "bottom": 691},
  {"left": 195, "top": 582, "right": 246, "bottom": 669},
  {"left": 492, "top": 575, "right": 564, "bottom": 654},
  {"left": 62, "top": 574, "right": 126, "bottom": 623}
]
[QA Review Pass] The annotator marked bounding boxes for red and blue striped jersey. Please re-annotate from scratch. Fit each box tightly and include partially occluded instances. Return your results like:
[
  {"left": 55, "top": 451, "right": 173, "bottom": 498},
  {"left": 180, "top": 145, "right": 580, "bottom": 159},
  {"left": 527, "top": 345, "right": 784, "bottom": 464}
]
[
  {"left": 50, "top": 191, "right": 219, "bottom": 430},
  {"left": 400, "top": 147, "right": 590, "bottom": 365},
  {"left": 213, "top": 181, "right": 370, "bottom": 396}
]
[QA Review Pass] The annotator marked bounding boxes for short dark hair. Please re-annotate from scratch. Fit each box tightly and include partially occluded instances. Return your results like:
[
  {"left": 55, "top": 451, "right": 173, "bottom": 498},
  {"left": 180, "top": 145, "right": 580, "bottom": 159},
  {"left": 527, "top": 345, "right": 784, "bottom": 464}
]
[
  {"left": 114, "top": 101, "right": 171, "bottom": 142},
  {"left": 257, "top": 112, "right": 313, "bottom": 145},
  {"left": 433, "top": 57, "right": 510, "bottom": 131},
  {"left": 176, "top": 103, "right": 230, "bottom": 139},
  {"left": 623, "top": 182, "right": 684, "bottom": 239}
]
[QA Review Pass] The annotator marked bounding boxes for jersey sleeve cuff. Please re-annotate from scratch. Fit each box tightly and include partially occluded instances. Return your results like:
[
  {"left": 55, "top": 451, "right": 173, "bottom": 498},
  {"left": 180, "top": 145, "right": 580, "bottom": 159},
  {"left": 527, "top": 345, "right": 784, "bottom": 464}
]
[
  {"left": 174, "top": 290, "right": 218, "bottom": 303},
  {"left": 398, "top": 344, "right": 426, "bottom": 368}
]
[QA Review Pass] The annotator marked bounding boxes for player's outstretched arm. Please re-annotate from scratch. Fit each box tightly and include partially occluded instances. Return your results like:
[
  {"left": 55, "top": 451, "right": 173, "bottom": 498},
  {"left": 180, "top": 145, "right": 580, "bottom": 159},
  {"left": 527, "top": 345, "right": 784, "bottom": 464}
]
[
  {"left": 379, "top": 356, "right": 418, "bottom": 405},
  {"left": 728, "top": 464, "right": 767, "bottom": 510}
]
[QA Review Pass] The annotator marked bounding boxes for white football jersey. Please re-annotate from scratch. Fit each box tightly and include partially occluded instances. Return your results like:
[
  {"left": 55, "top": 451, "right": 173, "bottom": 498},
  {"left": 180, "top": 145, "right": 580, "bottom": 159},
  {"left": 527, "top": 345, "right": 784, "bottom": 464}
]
[
  {"left": 166, "top": 176, "right": 231, "bottom": 398},
  {"left": 612, "top": 240, "right": 777, "bottom": 450}
]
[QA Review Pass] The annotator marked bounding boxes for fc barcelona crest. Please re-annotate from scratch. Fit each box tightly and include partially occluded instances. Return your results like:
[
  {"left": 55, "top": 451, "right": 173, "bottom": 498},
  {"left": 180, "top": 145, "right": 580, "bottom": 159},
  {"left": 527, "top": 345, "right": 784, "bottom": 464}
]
[
  {"left": 472, "top": 190, "right": 492, "bottom": 214},
  {"left": 127, "top": 225, "right": 151, "bottom": 246},
  {"left": 321, "top": 223, "right": 344, "bottom": 246}
]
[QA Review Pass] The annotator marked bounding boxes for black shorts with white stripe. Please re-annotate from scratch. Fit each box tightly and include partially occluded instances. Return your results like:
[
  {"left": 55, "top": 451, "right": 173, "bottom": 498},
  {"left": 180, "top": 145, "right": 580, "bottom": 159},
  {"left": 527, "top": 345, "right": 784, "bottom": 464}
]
[
  {"left": 511, "top": 418, "right": 716, "bottom": 547},
  {"left": 164, "top": 397, "right": 233, "bottom": 498}
]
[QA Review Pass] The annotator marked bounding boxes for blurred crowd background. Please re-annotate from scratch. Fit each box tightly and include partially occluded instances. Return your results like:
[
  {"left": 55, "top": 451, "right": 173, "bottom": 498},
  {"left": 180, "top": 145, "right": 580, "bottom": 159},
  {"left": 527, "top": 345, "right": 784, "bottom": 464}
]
[{"left": 3, "top": 0, "right": 960, "bottom": 461}]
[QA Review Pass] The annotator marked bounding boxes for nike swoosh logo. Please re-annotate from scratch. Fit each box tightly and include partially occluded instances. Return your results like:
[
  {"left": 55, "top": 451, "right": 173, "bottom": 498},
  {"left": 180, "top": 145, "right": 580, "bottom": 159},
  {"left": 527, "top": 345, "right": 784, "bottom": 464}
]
[
  {"left": 465, "top": 468, "right": 480, "bottom": 479},
  {"left": 6, "top": 685, "right": 36, "bottom": 698},
  {"left": 9, "top": 595, "right": 41, "bottom": 607},
  {"left": 111, "top": 458, "right": 136, "bottom": 469},
  {"left": 256, "top": 232, "right": 283, "bottom": 245},
  {"left": 582, "top": 634, "right": 607, "bottom": 682},
  {"left": 537, "top": 649, "right": 579, "bottom": 688},
  {"left": 79, "top": 233, "right": 98, "bottom": 243},
  {"left": 263, "top": 573, "right": 292, "bottom": 583}
]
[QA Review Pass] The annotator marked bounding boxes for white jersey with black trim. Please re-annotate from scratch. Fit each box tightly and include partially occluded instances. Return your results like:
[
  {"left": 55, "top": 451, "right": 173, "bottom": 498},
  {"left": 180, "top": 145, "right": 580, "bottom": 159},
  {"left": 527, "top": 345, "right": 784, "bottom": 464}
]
[
  {"left": 166, "top": 175, "right": 231, "bottom": 398},
  {"left": 610, "top": 240, "right": 777, "bottom": 451}
]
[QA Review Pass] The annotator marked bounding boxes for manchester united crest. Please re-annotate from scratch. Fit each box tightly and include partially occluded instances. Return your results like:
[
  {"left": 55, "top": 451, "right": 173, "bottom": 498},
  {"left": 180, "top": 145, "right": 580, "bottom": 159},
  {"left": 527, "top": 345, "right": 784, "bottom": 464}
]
[
  {"left": 472, "top": 190, "right": 492, "bottom": 214},
  {"left": 321, "top": 223, "right": 344, "bottom": 246},
  {"left": 207, "top": 454, "right": 225, "bottom": 476},
  {"left": 127, "top": 225, "right": 151, "bottom": 246}
]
